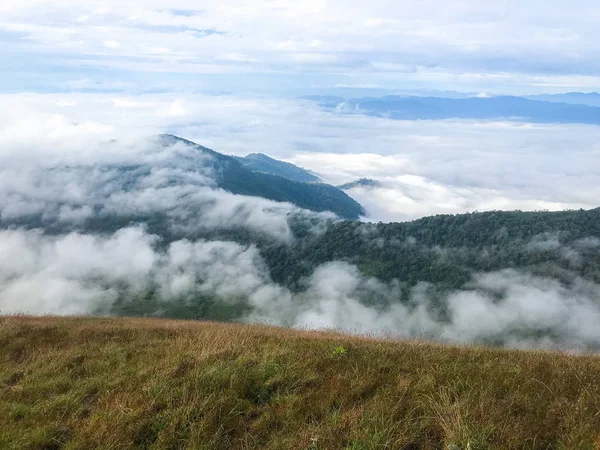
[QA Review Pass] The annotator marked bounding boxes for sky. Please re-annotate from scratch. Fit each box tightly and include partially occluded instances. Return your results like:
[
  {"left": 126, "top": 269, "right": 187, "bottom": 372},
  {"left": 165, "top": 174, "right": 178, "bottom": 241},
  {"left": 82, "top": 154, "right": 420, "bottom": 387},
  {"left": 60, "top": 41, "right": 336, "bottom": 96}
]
[{"left": 3, "top": 0, "right": 600, "bottom": 95}]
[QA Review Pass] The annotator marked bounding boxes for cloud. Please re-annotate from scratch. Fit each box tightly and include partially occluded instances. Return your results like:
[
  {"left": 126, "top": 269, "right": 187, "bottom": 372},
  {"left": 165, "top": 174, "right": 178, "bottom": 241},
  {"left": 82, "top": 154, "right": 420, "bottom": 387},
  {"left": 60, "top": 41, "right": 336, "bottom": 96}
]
[
  {"left": 284, "top": 119, "right": 600, "bottom": 220},
  {"left": 3, "top": 0, "right": 600, "bottom": 94},
  {"left": 3, "top": 226, "right": 600, "bottom": 350},
  {"left": 0, "top": 134, "right": 305, "bottom": 241},
  {"left": 2, "top": 92, "right": 600, "bottom": 222},
  {"left": 103, "top": 40, "right": 120, "bottom": 48},
  {"left": 0, "top": 227, "right": 158, "bottom": 314},
  {"left": 440, "top": 270, "right": 600, "bottom": 349},
  {"left": 335, "top": 177, "right": 590, "bottom": 222},
  {"left": 158, "top": 99, "right": 187, "bottom": 117},
  {"left": 292, "top": 265, "right": 600, "bottom": 351}
]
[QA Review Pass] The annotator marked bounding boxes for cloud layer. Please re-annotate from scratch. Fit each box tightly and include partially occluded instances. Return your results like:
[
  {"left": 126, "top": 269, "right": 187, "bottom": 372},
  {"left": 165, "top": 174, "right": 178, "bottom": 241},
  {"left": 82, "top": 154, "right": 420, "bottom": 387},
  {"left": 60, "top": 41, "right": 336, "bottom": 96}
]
[
  {"left": 2, "top": 92, "right": 600, "bottom": 222},
  {"left": 1, "top": 93, "right": 600, "bottom": 351},
  {"left": 3, "top": 227, "right": 600, "bottom": 350}
]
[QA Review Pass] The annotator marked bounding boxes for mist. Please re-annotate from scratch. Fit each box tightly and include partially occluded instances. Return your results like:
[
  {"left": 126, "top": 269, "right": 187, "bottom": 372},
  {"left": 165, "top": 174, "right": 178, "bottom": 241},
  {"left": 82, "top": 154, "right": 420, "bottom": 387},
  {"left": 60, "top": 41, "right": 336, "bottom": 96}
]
[
  {"left": 3, "top": 223, "right": 600, "bottom": 350},
  {"left": 0, "top": 134, "right": 318, "bottom": 242},
  {"left": 1, "top": 100, "right": 600, "bottom": 351}
]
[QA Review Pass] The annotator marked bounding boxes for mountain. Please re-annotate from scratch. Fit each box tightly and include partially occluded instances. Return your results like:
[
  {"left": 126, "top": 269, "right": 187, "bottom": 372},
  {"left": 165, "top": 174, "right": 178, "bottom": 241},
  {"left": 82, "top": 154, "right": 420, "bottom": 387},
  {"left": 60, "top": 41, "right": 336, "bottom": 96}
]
[
  {"left": 526, "top": 92, "right": 600, "bottom": 107},
  {"left": 337, "top": 178, "right": 382, "bottom": 190},
  {"left": 159, "top": 135, "right": 364, "bottom": 219},
  {"left": 305, "top": 95, "right": 600, "bottom": 124},
  {"left": 233, "top": 152, "right": 321, "bottom": 183}
]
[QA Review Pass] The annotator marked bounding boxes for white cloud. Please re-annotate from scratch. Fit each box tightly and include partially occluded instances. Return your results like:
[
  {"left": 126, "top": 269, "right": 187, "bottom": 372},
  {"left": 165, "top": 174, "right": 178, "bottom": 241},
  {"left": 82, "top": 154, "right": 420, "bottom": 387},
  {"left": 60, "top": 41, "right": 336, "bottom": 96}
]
[
  {"left": 158, "top": 99, "right": 187, "bottom": 117},
  {"left": 1, "top": 92, "right": 600, "bottom": 222},
  {"left": 2, "top": 1, "right": 600, "bottom": 93},
  {"left": 103, "top": 40, "right": 120, "bottom": 48},
  {"left": 4, "top": 226, "right": 600, "bottom": 350}
]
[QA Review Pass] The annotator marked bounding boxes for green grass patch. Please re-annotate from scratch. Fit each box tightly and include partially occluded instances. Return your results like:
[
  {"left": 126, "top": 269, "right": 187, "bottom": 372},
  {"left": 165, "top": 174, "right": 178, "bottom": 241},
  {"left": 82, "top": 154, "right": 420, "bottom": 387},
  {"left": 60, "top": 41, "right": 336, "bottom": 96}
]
[{"left": 1, "top": 316, "right": 600, "bottom": 449}]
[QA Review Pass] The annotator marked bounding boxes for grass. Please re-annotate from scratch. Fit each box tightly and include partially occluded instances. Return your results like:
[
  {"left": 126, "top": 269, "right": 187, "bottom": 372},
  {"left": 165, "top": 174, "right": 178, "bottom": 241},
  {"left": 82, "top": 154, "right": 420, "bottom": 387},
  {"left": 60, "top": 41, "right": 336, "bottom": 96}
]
[{"left": 1, "top": 316, "right": 600, "bottom": 449}]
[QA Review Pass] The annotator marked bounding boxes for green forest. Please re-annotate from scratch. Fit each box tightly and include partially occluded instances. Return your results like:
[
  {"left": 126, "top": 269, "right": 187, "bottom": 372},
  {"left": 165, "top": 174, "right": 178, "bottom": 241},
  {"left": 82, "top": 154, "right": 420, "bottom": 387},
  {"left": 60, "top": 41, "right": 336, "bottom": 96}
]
[{"left": 22, "top": 207, "right": 593, "bottom": 321}]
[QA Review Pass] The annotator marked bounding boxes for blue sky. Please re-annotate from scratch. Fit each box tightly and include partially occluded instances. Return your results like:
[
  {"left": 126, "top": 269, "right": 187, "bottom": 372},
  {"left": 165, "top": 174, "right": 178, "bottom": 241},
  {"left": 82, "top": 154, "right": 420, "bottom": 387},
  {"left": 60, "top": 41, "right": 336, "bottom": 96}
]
[{"left": 3, "top": 0, "right": 600, "bottom": 96}]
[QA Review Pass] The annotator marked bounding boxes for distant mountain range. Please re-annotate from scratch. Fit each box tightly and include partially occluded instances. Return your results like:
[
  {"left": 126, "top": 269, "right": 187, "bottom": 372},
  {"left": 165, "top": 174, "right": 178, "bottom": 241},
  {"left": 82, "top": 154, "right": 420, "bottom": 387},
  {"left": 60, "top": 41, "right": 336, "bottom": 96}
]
[
  {"left": 525, "top": 92, "right": 600, "bottom": 107},
  {"left": 233, "top": 153, "right": 321, "bottom": 183},
  {"left": 160, "top": 135, "right": 364, "bottom": 219},
  {"left": 303, "top": 93, "right": 600, "bottom": 124}
]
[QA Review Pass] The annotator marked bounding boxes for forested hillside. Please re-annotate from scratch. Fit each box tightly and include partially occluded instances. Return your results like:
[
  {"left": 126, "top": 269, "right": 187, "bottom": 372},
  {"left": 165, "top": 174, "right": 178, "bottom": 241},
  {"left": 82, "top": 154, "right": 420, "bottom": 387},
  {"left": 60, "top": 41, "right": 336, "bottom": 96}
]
[
  {"left": 7, "top": 205, "right": 599, "bottom": 341},
  {"left": 90, "top": 207, "right": 600, "bottom": 292},
  {"left": 158, "top": 135, "right": 364, "bottom": 219},
  {"left": 274, "top": 208, "right": 600, "bottom": 288},
  {"left": 6, "top": 205, "right": 600, "bottom": 295}
]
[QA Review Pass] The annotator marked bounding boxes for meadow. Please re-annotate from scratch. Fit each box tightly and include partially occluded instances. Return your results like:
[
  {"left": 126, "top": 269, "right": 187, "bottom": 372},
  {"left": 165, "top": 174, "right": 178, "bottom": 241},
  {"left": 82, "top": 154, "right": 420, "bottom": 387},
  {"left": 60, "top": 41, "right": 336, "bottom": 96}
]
[{"left": 1, "top": 316, "right": 600, "bottom": 449}]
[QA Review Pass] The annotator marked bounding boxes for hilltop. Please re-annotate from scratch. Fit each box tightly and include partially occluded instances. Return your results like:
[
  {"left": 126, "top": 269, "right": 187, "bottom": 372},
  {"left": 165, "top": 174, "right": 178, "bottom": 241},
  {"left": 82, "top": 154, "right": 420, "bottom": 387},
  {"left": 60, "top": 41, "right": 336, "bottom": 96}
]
[{"left": 2, "top": 316, "right": 600, "bottom": 449}]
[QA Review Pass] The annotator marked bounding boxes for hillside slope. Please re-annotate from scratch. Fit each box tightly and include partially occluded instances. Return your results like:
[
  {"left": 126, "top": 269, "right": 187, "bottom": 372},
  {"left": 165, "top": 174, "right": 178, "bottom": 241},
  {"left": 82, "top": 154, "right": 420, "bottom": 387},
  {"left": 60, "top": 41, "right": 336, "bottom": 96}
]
[
  {"left": 2, "top": 316, "right": 600, "bottom": 450},
  {"left": 160, "top": 135, "right": 364, "bottom": 219}
]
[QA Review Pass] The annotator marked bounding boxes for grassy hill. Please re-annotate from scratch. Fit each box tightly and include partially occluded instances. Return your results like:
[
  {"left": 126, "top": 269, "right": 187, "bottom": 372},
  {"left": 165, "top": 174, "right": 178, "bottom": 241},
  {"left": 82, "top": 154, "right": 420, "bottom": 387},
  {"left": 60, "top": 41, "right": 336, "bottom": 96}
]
[{"left": 2, "top": 317, "right": 600, "bottom": 450}]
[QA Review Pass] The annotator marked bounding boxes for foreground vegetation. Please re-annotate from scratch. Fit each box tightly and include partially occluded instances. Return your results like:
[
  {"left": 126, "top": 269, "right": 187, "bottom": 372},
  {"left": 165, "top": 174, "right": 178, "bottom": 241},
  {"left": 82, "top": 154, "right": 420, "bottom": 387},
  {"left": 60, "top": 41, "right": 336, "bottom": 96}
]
[{"left": 2, "top": 316, "right": 600, "bottom": 449}]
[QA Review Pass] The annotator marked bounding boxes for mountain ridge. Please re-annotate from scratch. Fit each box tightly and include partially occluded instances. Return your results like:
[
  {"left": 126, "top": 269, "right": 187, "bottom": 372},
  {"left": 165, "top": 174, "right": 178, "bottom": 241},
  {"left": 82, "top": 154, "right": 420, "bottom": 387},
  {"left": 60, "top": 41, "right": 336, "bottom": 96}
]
[
  {"left": 158, "top": 134, "right": 364, "bottom": 219},
  {"left": 304, "top": 94, "right": 600, "bottom": 124}
]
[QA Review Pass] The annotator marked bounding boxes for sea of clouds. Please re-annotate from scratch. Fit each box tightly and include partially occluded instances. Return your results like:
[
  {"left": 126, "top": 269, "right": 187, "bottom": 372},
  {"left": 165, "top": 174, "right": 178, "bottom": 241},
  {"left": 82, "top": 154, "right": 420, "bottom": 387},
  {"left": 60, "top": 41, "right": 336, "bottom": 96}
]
[{"left": 2, "top": 92, "right": 600, "bottom": 350}]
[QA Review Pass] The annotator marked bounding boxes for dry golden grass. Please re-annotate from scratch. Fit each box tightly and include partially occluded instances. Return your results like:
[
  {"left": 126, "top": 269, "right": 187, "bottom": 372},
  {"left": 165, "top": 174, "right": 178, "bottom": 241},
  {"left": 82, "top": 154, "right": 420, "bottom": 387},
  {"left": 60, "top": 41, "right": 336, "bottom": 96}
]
[{"left": 1, "top": 315, "right": 600, "bottom": 449}]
